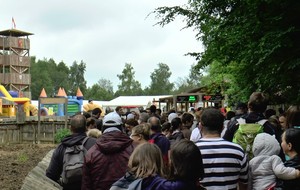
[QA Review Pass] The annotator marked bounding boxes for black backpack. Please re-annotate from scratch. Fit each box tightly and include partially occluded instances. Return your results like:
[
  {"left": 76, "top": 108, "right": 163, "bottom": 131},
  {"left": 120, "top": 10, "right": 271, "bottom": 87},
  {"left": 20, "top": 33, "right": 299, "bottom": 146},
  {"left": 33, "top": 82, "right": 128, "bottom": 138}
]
[{"left": 61, "top": 137, "right": 89, "bottom": 185}]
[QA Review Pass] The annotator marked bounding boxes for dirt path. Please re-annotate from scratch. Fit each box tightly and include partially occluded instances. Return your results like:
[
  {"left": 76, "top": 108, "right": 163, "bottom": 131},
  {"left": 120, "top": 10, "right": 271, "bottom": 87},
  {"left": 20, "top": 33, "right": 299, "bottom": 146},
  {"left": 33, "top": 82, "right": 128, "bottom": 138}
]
[{"left": 0, "top": 144, "right": 56, "bottom": 190}]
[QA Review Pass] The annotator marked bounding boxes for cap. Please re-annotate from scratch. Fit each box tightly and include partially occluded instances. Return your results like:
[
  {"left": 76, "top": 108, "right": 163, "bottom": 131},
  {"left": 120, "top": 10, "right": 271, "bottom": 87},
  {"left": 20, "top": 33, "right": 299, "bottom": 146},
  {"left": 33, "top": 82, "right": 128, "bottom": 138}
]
[
  {"left": 126, "top": 113, "right": 135, "bottom": 120},
  {"left": 168, "top": 113, "right": 178, "bottom": 123},
  {"left": 103, "top": 112, "right": 122, "bottom": 126}
]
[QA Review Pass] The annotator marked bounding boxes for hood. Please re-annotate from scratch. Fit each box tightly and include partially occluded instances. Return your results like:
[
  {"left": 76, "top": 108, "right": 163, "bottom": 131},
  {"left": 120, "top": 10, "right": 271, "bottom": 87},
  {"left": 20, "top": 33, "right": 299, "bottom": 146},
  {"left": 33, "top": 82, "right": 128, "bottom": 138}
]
[
  {"left": 252, "top": 133, "right": 280, "bottom": 157},
  {"left": 96, "top": 131, "right": 133, "bottom": 154},
  {"left": 61, "top": 133, "right": 87, "bottom": 147}
]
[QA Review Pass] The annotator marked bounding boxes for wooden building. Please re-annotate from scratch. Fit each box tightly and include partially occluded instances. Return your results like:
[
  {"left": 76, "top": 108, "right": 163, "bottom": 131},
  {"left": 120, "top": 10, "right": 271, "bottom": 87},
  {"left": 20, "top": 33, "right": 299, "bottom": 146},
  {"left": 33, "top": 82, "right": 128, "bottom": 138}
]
[{"left": 0, "top": 29, "right": 33, "bottom": 98}]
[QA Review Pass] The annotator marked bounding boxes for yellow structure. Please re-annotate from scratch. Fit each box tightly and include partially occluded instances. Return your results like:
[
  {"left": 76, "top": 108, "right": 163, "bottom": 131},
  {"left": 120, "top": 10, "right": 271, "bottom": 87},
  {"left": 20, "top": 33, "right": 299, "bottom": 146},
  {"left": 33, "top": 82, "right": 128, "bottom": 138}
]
[{"left": 0, "top": 85, "right": 30, "bottom": 116}]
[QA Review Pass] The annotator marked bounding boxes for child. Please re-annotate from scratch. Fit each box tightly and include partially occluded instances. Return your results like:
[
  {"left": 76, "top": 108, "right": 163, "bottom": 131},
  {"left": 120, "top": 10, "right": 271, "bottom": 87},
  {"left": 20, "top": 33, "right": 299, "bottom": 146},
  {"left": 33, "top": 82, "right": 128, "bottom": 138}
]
[{"left": 248, "top": 133, "right": 300, "bottom": 190}]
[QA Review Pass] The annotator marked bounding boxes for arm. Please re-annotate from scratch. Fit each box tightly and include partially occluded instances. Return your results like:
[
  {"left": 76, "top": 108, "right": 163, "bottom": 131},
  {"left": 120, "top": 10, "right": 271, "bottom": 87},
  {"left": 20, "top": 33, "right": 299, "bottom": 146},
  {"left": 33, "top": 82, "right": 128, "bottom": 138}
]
[
  {"left": 81, "top": 152, "right": 93, "bottom": 190},
  {"left": 46, "top": 145, "right": 64, "bottom": 182},
  {"left": 223, "top": 120, "right": 238, "bottom": 141},
  {"left": 272, "top": 155, "right": 299, "bottom": 180}
]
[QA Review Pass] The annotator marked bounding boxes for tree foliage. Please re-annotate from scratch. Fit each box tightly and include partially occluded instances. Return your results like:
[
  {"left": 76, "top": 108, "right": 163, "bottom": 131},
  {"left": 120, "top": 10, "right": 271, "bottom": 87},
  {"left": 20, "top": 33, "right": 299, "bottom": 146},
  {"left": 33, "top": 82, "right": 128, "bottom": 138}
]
[
  {"left": 147, "top": 63, "right": 174, "bottom": 95},
  {"left": 68, "top": 60, "right": 87, "bottom": 95},
  {"left": 154, "top": 0, "right": 300, "bottom": 104},
  {"left": 115, "top": 63, "right": 143, "bottom": 96},
  {"left": 31, "top": 57, "right": 87, "bottom": 99},
  {"left": 85, "top": 78, "right": 114, "bottom": 101}
]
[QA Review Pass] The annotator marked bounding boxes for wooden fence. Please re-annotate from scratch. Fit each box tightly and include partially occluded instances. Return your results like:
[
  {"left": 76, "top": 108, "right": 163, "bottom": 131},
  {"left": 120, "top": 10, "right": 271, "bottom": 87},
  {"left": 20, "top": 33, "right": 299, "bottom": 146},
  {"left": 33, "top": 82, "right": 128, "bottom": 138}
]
[{"left": 0, "top": 116, "right": 68, "bottom": 144}]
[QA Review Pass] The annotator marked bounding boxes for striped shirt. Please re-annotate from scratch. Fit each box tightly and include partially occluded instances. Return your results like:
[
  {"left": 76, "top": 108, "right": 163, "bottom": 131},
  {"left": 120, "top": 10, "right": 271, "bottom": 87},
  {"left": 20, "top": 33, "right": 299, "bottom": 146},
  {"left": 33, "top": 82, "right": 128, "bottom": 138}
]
[{"left": 195, "top": 138, "right": 248, "bottom": 190}]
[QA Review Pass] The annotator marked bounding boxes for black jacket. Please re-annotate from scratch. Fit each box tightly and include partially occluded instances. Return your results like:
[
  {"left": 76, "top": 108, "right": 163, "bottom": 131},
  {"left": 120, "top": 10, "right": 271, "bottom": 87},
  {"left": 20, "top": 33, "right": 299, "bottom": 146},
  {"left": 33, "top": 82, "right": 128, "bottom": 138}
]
[
  {"left": 46, "top": 133, "right": 96, "bottom": 190},
  {"left": 278, "top": 155, "right": 300, "bottom": 190}
]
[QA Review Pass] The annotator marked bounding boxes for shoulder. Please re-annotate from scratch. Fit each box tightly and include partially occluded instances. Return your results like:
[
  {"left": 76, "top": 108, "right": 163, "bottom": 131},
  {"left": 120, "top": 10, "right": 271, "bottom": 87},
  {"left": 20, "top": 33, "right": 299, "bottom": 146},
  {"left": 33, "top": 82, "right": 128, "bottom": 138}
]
[{"left": 146, "top": 175, "right": 191, "bottom": 190}]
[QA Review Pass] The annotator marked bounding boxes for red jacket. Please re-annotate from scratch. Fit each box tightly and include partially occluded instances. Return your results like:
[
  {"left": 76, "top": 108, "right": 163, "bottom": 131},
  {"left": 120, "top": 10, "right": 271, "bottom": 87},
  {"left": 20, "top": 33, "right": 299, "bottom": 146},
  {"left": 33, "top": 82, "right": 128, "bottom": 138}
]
[{"left": 82, "top": 130, "right": 134, "bottom": 190}]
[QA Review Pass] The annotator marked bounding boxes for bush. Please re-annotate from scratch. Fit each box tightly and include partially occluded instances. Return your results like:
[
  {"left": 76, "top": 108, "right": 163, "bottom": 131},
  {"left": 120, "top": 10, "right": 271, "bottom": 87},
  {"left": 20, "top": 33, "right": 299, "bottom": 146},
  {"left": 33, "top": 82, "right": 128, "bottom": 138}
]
[{"left": 55, "top": 128, "right": 71, "bottom": 143}]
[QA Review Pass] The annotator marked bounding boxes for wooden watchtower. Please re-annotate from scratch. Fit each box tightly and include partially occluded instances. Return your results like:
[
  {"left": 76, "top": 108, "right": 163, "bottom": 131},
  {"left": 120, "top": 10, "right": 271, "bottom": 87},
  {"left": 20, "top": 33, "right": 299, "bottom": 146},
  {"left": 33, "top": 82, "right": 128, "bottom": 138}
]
[{"left": 0, "top": 29, "right": 33, "bottom": 98}]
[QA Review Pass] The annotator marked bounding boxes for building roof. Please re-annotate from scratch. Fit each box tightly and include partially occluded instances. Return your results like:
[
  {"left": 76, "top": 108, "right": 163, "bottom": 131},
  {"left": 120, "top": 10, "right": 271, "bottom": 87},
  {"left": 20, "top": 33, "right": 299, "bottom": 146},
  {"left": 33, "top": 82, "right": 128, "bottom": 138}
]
[
  {"left": 106, "top": 95, "right": 169, "bottom": 107},
  {"left": 0, "top": 29, "right": 34, "bottom": 37}
]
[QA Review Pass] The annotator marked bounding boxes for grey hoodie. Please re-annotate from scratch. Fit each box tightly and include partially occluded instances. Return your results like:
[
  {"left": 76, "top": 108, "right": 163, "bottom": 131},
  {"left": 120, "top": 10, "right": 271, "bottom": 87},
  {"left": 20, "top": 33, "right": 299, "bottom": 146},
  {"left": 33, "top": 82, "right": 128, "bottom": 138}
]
[{"left": 249, "top": 133, "right": 298, "bottom": 190}]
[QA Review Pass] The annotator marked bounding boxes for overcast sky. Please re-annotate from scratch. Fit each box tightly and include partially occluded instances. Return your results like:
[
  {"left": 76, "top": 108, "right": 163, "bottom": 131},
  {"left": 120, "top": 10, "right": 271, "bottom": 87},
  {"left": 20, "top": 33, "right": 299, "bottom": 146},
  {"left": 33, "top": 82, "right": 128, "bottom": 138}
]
[{"left": 1, "top": 0, "right": 203, "bottom": 91}]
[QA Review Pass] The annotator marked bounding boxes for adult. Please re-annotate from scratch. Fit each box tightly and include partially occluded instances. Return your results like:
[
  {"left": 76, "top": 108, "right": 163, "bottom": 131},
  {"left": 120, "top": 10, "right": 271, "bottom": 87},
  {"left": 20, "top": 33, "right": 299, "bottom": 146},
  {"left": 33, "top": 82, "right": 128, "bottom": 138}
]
[
  {"left": 81, "top": 112, "right": 134, "bottom": 190},
  {"left": 223, "top": 92, "right": 279, "bottom": 142},
  {"left": 195, "top": 108, "right": 248, "bottom": 190},
  {"left": 46, "top": 115, "right": 96, "bottom": 190},
  {"left": 138, "top": 112, "right": 150, "bottom": 124},
  {"left": 149, "top": 105, "right": 161, "bottom": 119},
  {"left": 278, "top": 128, "right": 300, "bottom": 189},
  {"left": 83, "top": 100, "right": 104, "bottom": 117},
  {"left": 148, "top": 116, "right": 170, "bottom": 166},
  {"left": 130, "top": 123, "right": 151, "bottom": 145},
  {"left": 91, "top": 107, "right": 103, "bottom": 130},
  {"left": 168, "top": 117, "right": 184, "bottom": 147},
  {"left": 285, "top": 105, "right": 300, "bottom": 128},
  {"left": 181, "top": 112, "right": 194, "bottom": 139}
]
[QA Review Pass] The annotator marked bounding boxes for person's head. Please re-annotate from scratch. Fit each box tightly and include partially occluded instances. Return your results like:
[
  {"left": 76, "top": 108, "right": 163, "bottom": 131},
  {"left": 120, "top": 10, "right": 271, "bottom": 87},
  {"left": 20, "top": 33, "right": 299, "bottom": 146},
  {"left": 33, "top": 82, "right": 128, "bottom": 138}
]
[
  {"left": 168, "top": 113, "right": 178, "bottom": 123},
  {"left": 82, "top": 111, "right": 91, "bottom": 119},
  {"left": 281, "top": 128, "right": 300, "bottom": 158},
  {"left": 285, "top": 105, "right": 300, "bottom": 128},
  {"left": 139, "top": 112, "right": 150, "bottom": 124},
  {"left": 125, "top": 118, "right": 139, "bottom": 133},
  {"left": 70, "top": 114, "right": 87, "bottom": 133},
  {"left": 156, "top": 108, "right": 162, "bottom": 116},
  {"left": 130, "top": 123, "right": 151, "bottom": 145},
  {"left": 200, "top": 108, "right": 224, "bottom": 135},
  {"left": 268, "top": 115, "right": 282, "bottom": 132},
  {"left": 149, "top": 105, "right": 157, "bottom": 114},
  {"left": 235, "top": 102, "right": 248, "bottom": 116},
  {"left": 102, "top": 112, "right": 123, "bottom": 133},
  {"left": 115, "top": 106, "right": 124, "bottom": 116},
  {"left": 248, "top": 92, "right": 269, "bottom": 113},
  {"left": 86, "top": 117, "right": 96, "bottom": 130},
  {"left": 161, "top": 121, "right": 171, "bottom": 136},
  {"left": 148, "top": 116, "right": 161, "bottom": 132},
  {"left": 265, "top": 108, "right": 276, "bottom": 119},
  {"left": 170, "top": 117, "right": 182, "bottom": 132},
  {"left": 253, "top": 133, "right": 280, "bottom": 157},
  {"left": 181, "top": 112, "right": 194, "bottom": 128},
  {"left": 87, "top": 128, "right": 102, "bottom": 138},
  {"left": 279, "top": 113, "right": 287, "bottom": 130},
  {"left": 169, "top": 139, "right": 204, "bottom": 181},
  {"left": 128, "top": 143, "right": 164, "bottom": 178},
  {"left": 225, "top": 111, "right": 235, "bottom": 120},
  {"left": 92, "top": 108, "right": 102, "bottom": 119}
]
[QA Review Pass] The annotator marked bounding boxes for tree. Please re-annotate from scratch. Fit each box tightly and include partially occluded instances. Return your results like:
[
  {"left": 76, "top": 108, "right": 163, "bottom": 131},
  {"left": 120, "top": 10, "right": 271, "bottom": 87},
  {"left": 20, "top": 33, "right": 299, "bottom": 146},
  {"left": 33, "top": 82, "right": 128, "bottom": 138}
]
[
  {"left": 173, "top": 64, "right": 202, "bottom": 94},
  {"left": 31, "top": 57, "right": 55, "bottom": 99},
  {"left": 147, "top": 63, "right": 174, "bottom": 95},
  {"left": 68, "top": 60, "right": 87, "bottom": 95},
  {"left": 115, "top": 63, "right": 143, "bottom": 96},
  {"left": 154, "top": 0, "right": 300, "bottom": 104},
  {"left": 85, "top": 78, "right": 114, "bottom": 100}
]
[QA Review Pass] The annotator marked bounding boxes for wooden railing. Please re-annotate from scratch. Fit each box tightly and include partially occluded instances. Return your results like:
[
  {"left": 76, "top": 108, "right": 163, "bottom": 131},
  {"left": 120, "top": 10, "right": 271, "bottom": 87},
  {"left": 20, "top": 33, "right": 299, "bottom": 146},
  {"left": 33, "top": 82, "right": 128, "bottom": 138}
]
[{"left": 0, "top": 116, "right": 68, "bottom": 144}]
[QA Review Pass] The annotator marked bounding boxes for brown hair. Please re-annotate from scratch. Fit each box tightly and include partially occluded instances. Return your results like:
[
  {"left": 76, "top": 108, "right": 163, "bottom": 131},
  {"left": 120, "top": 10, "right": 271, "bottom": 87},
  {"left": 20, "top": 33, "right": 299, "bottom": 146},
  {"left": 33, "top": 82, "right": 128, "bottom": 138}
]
[
  {"left": 248, "top": 92, "right": 269, "bottom": 113},
  {"left": 286, "top": 105, "right": 300, "bottom": 128},
  {"left": 128, "top": 143, "right": 164, "bottom": 178}
]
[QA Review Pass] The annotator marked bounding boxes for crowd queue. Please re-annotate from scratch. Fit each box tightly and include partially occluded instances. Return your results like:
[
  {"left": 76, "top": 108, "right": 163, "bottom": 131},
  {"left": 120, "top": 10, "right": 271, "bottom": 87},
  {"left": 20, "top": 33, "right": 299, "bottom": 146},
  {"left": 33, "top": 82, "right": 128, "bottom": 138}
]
[{"left": 46, "top": 92, "right": 300, "bottom": 190}]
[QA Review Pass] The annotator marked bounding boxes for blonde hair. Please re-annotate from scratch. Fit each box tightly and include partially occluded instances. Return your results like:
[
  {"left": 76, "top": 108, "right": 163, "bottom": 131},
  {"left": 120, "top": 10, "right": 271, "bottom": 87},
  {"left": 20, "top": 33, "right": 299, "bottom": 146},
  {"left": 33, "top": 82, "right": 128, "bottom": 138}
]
[
  {"left": 132, "top": 123, "right": 151, "bottom": 141},
  {"left": 128, "top": 143, "right": 164, "bottom": 178},
  {"left": 87, "top": 128, "right": 102, "bottom": 138}
]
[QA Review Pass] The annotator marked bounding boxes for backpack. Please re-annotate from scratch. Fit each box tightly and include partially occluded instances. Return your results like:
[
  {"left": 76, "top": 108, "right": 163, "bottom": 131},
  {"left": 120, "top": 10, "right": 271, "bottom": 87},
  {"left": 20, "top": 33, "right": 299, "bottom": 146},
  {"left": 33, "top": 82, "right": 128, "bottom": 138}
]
[
  {"left": 61, "top": 137, "right": 89, "bottom": 185},
  {"left": 232, "top": 118, "right": 267, "bottom": 160}
]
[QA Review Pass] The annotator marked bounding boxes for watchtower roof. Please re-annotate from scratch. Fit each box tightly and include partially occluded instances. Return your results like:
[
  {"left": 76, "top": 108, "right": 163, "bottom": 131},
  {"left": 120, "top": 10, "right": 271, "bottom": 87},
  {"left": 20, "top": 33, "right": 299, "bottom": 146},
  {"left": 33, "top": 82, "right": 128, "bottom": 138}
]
[{"left": 0, "top": 29, "right": 34, "bottom": 37}]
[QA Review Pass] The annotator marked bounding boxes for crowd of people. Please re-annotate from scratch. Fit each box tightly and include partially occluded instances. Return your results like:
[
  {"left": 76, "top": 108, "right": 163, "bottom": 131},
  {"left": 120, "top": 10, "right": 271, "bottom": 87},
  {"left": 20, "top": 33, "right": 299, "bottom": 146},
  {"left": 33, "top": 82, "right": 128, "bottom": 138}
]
[{"left": 45, "top": 92, "right": 300, "bottom": 190}]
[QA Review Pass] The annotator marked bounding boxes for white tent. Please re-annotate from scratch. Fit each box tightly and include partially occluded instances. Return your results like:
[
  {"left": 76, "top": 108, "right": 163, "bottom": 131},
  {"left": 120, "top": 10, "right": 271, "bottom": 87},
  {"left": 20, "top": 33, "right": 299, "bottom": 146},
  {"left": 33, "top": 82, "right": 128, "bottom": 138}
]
[{"left": 106, "top": 95, "right": 169, "bottom": 109}]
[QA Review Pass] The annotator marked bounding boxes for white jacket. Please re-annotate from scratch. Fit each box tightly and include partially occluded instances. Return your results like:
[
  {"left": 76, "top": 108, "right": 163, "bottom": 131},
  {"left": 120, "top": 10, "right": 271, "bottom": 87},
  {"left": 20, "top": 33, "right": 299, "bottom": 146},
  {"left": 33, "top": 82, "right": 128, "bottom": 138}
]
[{"left": 248, "top": 133, "right": 298, "bottom": 190}]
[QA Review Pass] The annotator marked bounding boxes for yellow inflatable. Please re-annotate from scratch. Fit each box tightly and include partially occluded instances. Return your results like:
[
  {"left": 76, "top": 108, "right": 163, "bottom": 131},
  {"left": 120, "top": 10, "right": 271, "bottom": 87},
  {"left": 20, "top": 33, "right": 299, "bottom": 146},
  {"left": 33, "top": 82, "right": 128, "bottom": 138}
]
[{"left": 83, "top": 101, "right": 105, "bottom": 117}]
